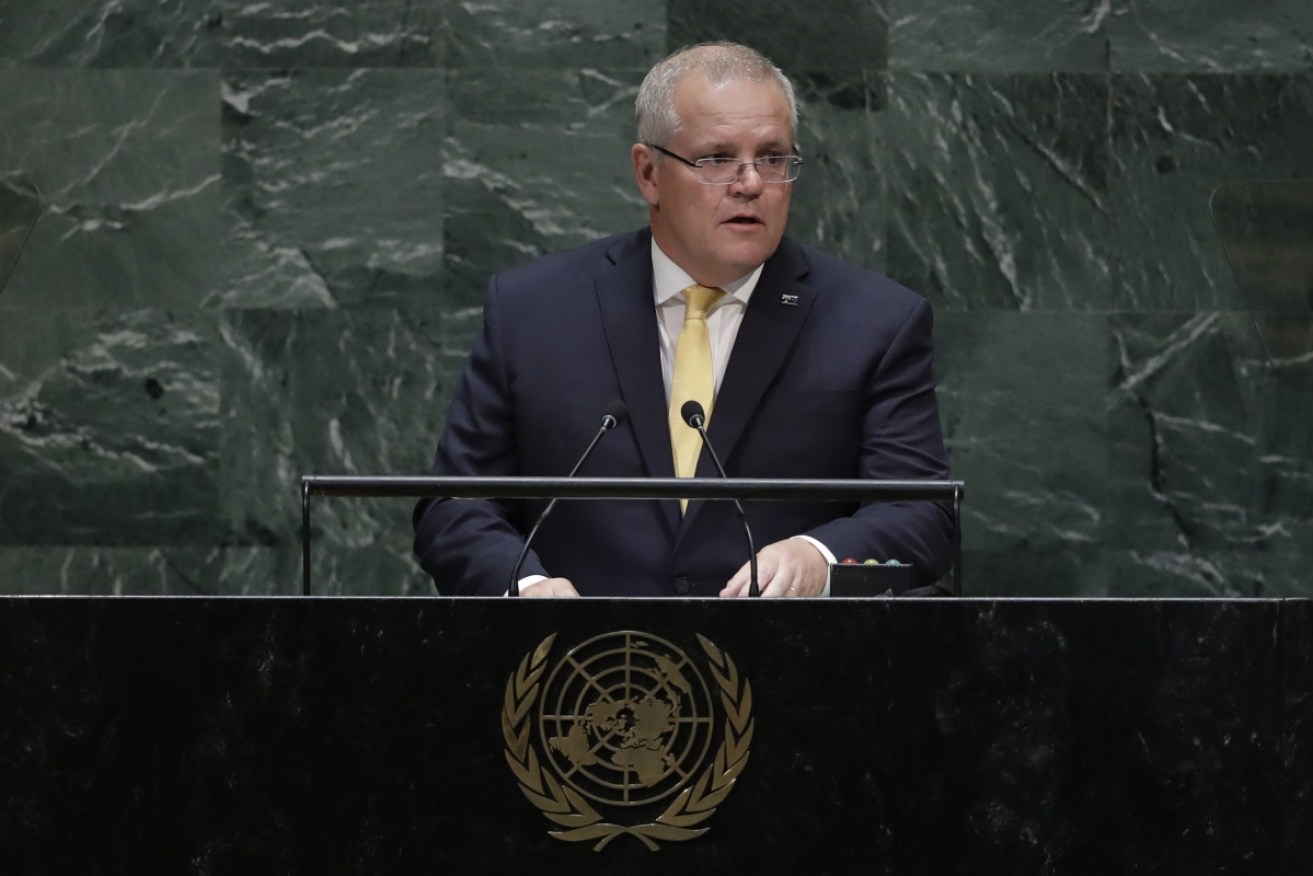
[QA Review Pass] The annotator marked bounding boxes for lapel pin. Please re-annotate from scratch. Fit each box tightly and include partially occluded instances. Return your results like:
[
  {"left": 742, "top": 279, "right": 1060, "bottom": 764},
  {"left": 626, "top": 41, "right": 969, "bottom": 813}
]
[{"left": 780, "top": 293, "right": 799, "bottom": 307}]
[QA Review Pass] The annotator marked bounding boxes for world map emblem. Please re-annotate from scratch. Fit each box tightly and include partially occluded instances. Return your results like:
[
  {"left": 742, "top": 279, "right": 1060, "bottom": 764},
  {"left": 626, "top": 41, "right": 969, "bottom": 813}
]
[{"left": 502, "top": 631, "right": 754, "bottom": 850}]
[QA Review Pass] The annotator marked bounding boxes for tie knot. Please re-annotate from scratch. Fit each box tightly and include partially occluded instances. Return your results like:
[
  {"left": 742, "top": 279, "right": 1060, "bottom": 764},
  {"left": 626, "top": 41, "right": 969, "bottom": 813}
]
[{"left": 683, "top": 285, "right": 723, "bottom": 320}]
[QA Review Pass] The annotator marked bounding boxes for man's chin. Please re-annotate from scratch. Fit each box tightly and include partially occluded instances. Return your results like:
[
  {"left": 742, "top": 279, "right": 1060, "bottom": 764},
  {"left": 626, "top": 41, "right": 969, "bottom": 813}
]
[{"left": 711, "top": 236, "right": 780, "bottom": 273}]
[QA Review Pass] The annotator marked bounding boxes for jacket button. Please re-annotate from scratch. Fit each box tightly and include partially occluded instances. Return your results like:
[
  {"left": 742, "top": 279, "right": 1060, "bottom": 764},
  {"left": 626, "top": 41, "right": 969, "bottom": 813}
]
[{"left": 673, "top": 576, "right": 692, "bottom": 594}]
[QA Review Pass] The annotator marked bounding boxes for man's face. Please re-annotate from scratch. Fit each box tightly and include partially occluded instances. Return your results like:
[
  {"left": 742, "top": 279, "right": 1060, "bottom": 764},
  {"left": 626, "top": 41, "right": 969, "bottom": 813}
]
[{"left": 632, "top": 73, "right": 794, "bottom": 288}]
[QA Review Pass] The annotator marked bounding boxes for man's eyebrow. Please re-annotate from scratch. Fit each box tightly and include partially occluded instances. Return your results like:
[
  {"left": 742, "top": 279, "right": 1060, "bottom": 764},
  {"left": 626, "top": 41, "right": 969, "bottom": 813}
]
[{"left": 695, "top": 139, "right": 791, "bottom": 154}]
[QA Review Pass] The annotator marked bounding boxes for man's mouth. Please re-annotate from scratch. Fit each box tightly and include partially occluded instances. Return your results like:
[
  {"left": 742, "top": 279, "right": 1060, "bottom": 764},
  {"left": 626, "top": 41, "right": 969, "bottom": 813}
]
[{"left": 724, "top": 216, "right": 763, "bottom": 225}]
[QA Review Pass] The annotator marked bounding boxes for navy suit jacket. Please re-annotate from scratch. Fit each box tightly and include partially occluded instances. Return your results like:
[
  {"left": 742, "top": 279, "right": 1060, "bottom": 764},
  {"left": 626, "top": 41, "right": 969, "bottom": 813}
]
[{"left": 414, "top": 229, "right": 953, "bottom": 596}]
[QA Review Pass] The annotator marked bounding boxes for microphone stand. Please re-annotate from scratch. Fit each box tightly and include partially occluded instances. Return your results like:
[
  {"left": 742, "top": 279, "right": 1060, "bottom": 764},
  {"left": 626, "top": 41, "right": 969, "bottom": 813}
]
[
  {"left": 682, "top": 401, "right": 759, "bottom": 597},
  {"left": 507, "top": 404, "right": 625, "bottom": 595}
]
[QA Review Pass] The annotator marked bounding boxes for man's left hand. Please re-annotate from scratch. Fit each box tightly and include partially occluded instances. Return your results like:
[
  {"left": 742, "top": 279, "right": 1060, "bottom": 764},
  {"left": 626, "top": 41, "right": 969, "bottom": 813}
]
[{"left": 721, "top": 538, "right": 827, "bottom": 598}]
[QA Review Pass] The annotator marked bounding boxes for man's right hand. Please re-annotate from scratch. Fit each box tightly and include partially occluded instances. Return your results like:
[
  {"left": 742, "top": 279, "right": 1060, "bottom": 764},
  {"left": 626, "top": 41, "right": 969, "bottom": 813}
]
[{"left": 519, "top": 577, "right": 580, "bottom": 598}]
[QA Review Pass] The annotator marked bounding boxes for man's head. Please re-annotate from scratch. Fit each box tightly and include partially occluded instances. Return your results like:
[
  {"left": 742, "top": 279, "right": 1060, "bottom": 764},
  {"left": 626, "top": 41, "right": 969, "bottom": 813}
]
[{"left": 632, "top": 43, "right": 799, "bottom": 287}]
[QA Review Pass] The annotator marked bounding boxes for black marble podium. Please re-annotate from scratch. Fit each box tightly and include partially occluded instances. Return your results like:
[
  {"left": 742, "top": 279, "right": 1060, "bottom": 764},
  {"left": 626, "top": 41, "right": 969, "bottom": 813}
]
[{"left": 1, "top": 596, "right": 1309, "bottom": 875}]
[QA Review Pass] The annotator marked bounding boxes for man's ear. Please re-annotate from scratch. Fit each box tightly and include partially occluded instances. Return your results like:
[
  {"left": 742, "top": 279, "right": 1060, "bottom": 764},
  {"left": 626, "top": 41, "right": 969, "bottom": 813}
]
[{"left": 632, "top": 143, "right": 660, "bottom": 207}]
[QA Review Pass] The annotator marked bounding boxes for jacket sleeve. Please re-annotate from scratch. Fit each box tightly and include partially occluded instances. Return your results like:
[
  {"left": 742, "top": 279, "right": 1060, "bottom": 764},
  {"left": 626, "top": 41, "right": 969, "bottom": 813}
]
[
  {"left": 412, "top": 277, "right": 549, "bottom": 595},
  {"left": 801, "top": 296, "right": 956, "bottom": 585}
]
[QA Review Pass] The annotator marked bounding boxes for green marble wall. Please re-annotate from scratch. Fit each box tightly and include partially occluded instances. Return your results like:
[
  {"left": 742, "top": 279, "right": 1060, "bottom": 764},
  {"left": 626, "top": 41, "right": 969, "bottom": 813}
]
[{"left": 1, "top": 1, "right": 1310, "bottom": 596}]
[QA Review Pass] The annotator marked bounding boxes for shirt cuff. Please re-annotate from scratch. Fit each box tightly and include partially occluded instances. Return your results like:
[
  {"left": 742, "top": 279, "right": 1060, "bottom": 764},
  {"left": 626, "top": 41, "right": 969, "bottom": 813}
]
[{"left": 509, "top": 574, "right": 548, "bottom": 596}]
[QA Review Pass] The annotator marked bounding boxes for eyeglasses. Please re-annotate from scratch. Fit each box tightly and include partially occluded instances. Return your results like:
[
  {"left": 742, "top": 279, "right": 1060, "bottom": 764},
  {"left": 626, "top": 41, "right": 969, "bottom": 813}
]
[{"left": 647, "top": 144, "right": 803, "bottom": 185}]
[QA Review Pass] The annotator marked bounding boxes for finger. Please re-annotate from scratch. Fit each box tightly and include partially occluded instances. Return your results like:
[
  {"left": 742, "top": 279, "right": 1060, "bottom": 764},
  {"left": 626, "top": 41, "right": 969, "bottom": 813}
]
[
  {"left": 762, "top": 574, "right": 798, "bottom": 598},
  {"left": 521, "top": 577, "right": 578, "bottom": 598},
  {"left": 721, "top": 561, "right": 753, "bottom": 598},
  {"left": 726, "top": 555, "right": 781, "bottom": 598},
  {"left": 749, "top": 548, "right": 792, "bottom": 597},
  {"left": 551, "top": 579, "right": 580, "bottom": 597},
  {"left": 757, "top": 563, "right": 797, "bottom": 598},
  {"left": 771, "top": 572, "right": 802, "bottom": 598}
]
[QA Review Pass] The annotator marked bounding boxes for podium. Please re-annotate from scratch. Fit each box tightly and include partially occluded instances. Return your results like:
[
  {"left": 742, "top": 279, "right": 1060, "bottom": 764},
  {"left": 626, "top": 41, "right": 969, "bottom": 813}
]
[{"left": 1, "top": 595, "right": 1309, "bottom": 873}]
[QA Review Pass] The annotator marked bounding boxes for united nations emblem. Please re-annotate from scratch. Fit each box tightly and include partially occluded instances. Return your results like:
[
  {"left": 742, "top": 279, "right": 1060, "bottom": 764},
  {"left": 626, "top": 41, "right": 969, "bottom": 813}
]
[{"left": 502, "top": 631, "right": 754, "bottom": 850}]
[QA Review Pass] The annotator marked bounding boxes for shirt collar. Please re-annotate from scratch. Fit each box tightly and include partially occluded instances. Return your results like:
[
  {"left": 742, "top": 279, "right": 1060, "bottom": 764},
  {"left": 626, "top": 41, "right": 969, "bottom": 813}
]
[{"left": 651, "top": 238, "right": 762, "bottom": 308}]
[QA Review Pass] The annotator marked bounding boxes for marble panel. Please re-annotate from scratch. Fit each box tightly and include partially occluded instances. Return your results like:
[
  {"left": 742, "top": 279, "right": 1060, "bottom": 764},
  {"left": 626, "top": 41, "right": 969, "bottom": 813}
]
[
  {"left": 212, "top": 546, "right": 299, "bottom": 595},
  {"left": 936, "top": 312, "right": 1107, "bottom": 554},
  {"left": 0, "top": 547, "right": 227, "bottom": 595},
  {"left": 221, "top": 0, "right": 440, "bottom": 67},
  {"left": 0, "top": 70, "right": 221, "bottom": 309},
  {"left": 0, "top": 308, "right": 220, "bottom": 545},
  {"left": 962, "top": 546, "right": 1107, "bottom": 596},
  {"left": 0, "top": 176, "right": 41, "bottom": 296},
  {"left": 668, "top": 0, "right": 888, "bottom": 73},
  {"left": 443, "top": 0, "right": 664, "bottom": 68},
  {"left": 888, "top": 0, "right": 1111, "bottom": 73},
  {"left": 1110, "top": 0, "right": 1313, "bottom": 73},
  {"left": 437, "top": 305, "right": 486, "bottom": 362},
  {"left": 1210, "top": 179, "right": 1313, "bottom": 316},
  {"left": 218, "top": 306, "right": 454, "bottom": 561},
  {"left": 1105, "top": 548, "right": 1312, "bottom": 598},
  {"left": 1107, "top": 313, "right": 1313, "bottom": 561},
  {"left": 443, "top": 67, "right": 645, "bottom": 308},
  {"left": 0, "top": 0, "right": 218, "bottom": 67},
  {"left": 0, "top": 545, "right": 428, "bottom": 597},
  {"left": 787, "top": 71, "right": 890, "bottom": 271},
  {"left": 1109, "top": 73, "right": 1313, "bottom": 310},
  {"left": 219, "top": 69, "right": 445, "bottom": 309},
  {"left": 885, "top": 73, "right": 1113, "bottom": 311},
  {"left": 302, "top": 541, "right": 433, "bottom": 595}
]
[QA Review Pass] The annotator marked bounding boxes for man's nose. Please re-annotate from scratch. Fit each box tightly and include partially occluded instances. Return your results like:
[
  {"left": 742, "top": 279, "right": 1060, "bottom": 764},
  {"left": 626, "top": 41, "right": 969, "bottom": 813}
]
[{"left": 730, "top": 161, "right": 765, "bottom": 195}]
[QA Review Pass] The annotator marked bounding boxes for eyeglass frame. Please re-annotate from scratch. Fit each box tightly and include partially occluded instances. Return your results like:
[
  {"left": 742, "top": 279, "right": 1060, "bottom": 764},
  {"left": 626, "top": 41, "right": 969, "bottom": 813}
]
[{"left": 645, "top": 144, "right": 803, "bottom": 185}]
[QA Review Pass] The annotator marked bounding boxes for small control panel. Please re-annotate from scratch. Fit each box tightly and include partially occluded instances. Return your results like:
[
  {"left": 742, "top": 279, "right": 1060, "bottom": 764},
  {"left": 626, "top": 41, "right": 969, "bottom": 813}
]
[{"left": 829, "top": 557, "right": 916, "bottom": 596}]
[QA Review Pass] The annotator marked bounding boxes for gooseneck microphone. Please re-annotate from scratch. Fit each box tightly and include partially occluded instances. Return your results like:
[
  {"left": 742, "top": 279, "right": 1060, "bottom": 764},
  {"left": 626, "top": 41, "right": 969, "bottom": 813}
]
[
  {"left": 680, "top": 400, "right": 760, "bottom": 597},
  {"left": 507, "top": 399, "right": 628, "bottom": 595}
]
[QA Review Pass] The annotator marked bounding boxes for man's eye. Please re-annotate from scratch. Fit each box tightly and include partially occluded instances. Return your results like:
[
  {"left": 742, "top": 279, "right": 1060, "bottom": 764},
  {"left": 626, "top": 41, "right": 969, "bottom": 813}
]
[
  {"left": 699, "top": 157, "right": 736, "bottom": 167},
  {"left": 758, "top": 154, "right": 786, "bottom": 167}
]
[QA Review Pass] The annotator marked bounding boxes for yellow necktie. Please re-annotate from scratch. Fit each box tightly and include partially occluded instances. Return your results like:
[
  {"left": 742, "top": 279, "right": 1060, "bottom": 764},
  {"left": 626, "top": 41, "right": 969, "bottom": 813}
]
[{"left": 669, "top": 285, "right": 724, "bottom": 506}]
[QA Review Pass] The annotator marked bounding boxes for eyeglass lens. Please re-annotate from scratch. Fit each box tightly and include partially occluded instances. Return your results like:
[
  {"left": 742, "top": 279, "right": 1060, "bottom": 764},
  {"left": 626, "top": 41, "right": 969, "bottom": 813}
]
[{"left": 699, "top": 158, "right": 799, "bottom": 185}]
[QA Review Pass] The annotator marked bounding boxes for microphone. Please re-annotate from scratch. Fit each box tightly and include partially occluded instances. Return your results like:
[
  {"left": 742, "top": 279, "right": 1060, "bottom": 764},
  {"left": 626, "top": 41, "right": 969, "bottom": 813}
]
[
  {"left": 680, "top": 400, "right": 760, "bottom": 597},
  {"left": 507, "top": 399, "right": 628, "bottom": 595}
]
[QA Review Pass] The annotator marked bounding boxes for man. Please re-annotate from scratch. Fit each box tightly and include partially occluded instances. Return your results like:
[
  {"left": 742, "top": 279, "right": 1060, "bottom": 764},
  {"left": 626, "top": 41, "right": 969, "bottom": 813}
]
[{"left": 414, "top": 42, "right": 953, "bottom": 597}]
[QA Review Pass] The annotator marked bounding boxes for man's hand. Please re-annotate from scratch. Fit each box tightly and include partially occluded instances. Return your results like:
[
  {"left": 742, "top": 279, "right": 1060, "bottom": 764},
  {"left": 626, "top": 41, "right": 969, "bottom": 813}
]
[
  {"left": 518, "top": 577, "right": 580, "bottom": 598},
  {"left": 721, "top": 538, "right": 827, "bottom": 598}
]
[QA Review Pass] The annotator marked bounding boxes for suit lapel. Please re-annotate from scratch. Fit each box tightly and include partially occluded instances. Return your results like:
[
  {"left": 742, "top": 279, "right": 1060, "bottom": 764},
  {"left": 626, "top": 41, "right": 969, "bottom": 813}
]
[{"left": 593, "top": 233, "right": 679, "bottom": 508}]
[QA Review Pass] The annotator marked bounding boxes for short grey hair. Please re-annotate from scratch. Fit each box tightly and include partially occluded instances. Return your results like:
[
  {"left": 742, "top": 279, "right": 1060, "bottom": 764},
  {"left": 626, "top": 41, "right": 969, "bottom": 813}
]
[{"left": 635, "top": 42, "right": 799, "bottom": 149}]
